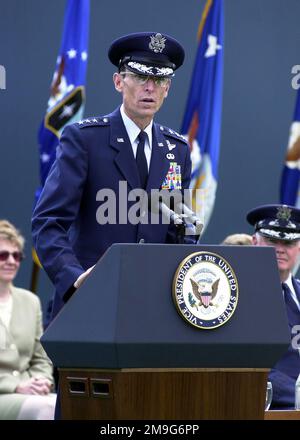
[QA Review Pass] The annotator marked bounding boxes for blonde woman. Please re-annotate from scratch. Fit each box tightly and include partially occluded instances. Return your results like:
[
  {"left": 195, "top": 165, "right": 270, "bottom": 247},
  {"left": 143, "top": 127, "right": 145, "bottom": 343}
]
[
  {"left": 222, "top": 233, "right": 253, "bottom": 246},
  {"left": 0, "top": 220, "right": 56, "bottom": 419}
]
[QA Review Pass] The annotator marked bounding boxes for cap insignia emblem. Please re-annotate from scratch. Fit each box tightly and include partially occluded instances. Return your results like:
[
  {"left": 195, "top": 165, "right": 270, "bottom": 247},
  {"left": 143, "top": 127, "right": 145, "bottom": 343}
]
[
  {"left": 149, "top": 33, "right": 166, "bottom": 53},
  {"left": 276, "top": 206, "right": 292, "bottom": 222}
]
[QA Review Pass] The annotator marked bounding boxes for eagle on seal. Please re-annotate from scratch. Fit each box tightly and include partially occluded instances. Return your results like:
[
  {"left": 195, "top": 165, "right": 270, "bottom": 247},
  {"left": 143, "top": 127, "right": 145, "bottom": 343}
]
[{"left": 190, "top": 278, "right": 219, "bottom": 308}]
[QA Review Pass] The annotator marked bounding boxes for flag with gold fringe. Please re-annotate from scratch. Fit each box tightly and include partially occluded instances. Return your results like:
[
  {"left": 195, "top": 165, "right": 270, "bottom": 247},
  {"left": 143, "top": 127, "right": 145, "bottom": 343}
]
[
  {"left": 31, "top": 0, "right": 89, "bottom": 294},
  {"left": 35, "top": 0, "right": 89, "bottom": 202},
  {"left": 280, "top": 91, "right": 300, "bottom": 206},
  {"left": 181, "top": 0, "right": 224, "bottom": 229}
]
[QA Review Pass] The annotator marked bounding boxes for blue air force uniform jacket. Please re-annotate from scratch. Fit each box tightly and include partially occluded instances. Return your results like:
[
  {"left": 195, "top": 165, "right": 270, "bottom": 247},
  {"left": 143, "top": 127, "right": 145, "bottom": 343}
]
[
  {"left": 32, "top": 107, "right": 192, "bottom": 318},
  {"left": 269, "top": 276, "right": 300, "bottom": 408}
]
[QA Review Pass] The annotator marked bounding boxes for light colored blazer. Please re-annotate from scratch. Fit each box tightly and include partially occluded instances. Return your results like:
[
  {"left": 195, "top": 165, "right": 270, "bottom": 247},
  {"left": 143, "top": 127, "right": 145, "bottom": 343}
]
[{"left": 0, "top": 286, "right": 53, "bottom": 418}]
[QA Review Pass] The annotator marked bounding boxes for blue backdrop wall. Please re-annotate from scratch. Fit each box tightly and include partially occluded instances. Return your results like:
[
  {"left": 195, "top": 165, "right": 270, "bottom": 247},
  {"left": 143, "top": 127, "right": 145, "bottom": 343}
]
[{"left": 1, "top": 0, "right": 300, "bottom": 312}]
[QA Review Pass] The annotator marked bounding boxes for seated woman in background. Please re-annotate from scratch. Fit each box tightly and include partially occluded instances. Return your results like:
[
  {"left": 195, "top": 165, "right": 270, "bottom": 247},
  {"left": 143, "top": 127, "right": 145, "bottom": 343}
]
[{"left": 0, "top": 220, "right": 56, "bottom": 420}]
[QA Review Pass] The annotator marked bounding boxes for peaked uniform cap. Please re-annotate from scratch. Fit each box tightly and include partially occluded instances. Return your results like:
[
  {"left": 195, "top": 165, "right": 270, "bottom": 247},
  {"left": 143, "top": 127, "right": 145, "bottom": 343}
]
[
  {"left": 246, "top": 204, "right": 300, "bottom": 242},
  {"left": 108, "top": 32, "right": 185, "bottom": 78}
]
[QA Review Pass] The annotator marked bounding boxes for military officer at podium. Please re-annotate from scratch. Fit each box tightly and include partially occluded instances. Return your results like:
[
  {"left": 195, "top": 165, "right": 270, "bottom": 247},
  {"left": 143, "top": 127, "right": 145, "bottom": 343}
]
[
  {"left": 247, "top": 204, "right": 300, "bottom": 408},
  {"left": 32, "top": 32, "right": 194, "bottom": 321}
]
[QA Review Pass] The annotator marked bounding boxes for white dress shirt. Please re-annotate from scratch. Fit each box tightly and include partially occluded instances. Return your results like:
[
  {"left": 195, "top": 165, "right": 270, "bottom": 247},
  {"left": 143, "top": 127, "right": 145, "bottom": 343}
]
[
  {"left": 284, "top": 273, "right": 300, "bottom": 311},
  {"left": 120, "top": 104, "right": 153, "bottom": 170}
]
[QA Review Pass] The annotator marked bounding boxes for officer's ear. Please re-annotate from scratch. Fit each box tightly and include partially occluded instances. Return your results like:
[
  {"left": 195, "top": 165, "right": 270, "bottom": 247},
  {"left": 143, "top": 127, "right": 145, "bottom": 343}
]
[
  {"left": 163, "top": 79, "right": 171, "bottom": 97},
  {"left": 113, "top": 72, "right": 123, "bottom": 93}
]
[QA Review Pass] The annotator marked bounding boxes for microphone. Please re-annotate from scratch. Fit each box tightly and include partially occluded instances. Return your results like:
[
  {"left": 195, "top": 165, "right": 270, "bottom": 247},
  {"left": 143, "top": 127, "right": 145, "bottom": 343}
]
[
  {"left": 148, "top": 192, "right": 184, "bottom": 225},
  {"left": 154, "top": 189, "right": 203, "bottom": 236},
  {"left": 148, "top": 190, "right": 202, "bottom": 243},
  {"left": 174, "top": 202, "right": 203, "bottom": 235},
  {"left": 159, "top": 202, "right": 184, "bottom": 225}
]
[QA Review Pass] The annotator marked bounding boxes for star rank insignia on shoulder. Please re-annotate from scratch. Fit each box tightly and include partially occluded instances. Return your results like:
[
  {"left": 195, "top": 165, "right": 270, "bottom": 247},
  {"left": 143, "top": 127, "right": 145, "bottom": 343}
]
[
  {"left": 77, "top": 116, "right": 110, "bottom": 128},
  {"left": 159, "top": 125, "right": 188, "bottom": 145}
]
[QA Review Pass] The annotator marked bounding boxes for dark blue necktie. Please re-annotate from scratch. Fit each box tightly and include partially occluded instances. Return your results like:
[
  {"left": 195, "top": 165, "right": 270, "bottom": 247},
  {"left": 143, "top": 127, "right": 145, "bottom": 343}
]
[
  {"left": 136, "top": 131, "right": 148, "bottom": 189},
  {"left": 282, "top": 282, "right": 300, "bottom": 329}
]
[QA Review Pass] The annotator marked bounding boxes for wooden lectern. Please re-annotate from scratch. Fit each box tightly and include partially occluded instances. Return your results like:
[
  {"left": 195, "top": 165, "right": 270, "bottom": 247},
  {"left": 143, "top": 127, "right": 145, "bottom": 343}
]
[{"left": 42, "top": 244, "right": 289, "bottom": 420}]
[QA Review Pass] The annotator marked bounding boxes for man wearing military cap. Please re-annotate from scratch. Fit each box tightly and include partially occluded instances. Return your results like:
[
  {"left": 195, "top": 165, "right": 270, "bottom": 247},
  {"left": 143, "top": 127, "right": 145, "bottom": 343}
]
[
  {"left": 32, "top": 32, "right": 193, "bottom": 320},
  {"left": 247, "top": 204, "right": 300, "bottom": 408}
]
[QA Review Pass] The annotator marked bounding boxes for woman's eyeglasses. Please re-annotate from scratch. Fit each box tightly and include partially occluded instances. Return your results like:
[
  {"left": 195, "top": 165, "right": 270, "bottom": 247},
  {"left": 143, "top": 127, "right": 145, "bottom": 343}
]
[{"left": 0, "top": 251, "right": 24, "bottom": 262}]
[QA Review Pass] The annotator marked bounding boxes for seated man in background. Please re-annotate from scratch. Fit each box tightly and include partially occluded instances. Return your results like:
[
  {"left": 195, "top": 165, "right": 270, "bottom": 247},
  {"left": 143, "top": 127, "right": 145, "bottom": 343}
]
[
  {"left": 0, "top": 220, "right": 56, "bottom": 419},
  {"left": 247, "top": 204, "right": 300, "bottom": 409}
]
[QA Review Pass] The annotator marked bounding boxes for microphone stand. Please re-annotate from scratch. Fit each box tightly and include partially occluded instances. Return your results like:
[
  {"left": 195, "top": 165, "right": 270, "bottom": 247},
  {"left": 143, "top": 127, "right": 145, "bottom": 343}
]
[
  {"left": 175, "top": 222, "right": 186, "bottom": 244},
  {"left": 174, "top": 215, "right": 202, "bottom": 244},
  {"left": 147, "top": 195, "right": 202, "bottom": 244}
]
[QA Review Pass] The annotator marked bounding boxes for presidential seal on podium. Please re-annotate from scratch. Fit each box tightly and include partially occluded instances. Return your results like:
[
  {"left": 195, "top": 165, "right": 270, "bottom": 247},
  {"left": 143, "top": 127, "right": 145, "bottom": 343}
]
[{"left": 173, "top": 251, "right": 239, "bottom": 329}]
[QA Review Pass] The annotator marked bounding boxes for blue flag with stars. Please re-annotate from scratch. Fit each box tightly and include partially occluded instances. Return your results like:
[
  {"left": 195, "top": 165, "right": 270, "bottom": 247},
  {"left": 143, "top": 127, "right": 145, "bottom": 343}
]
[
  {"left": 280, "top": 90, "right": 300, "bottom": 207},
  {"left": 36, "top": 0, "right": 89, "bottom": 202},
  {"left": 181, "top": 0, "right": 224, "bottom": 229}
]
